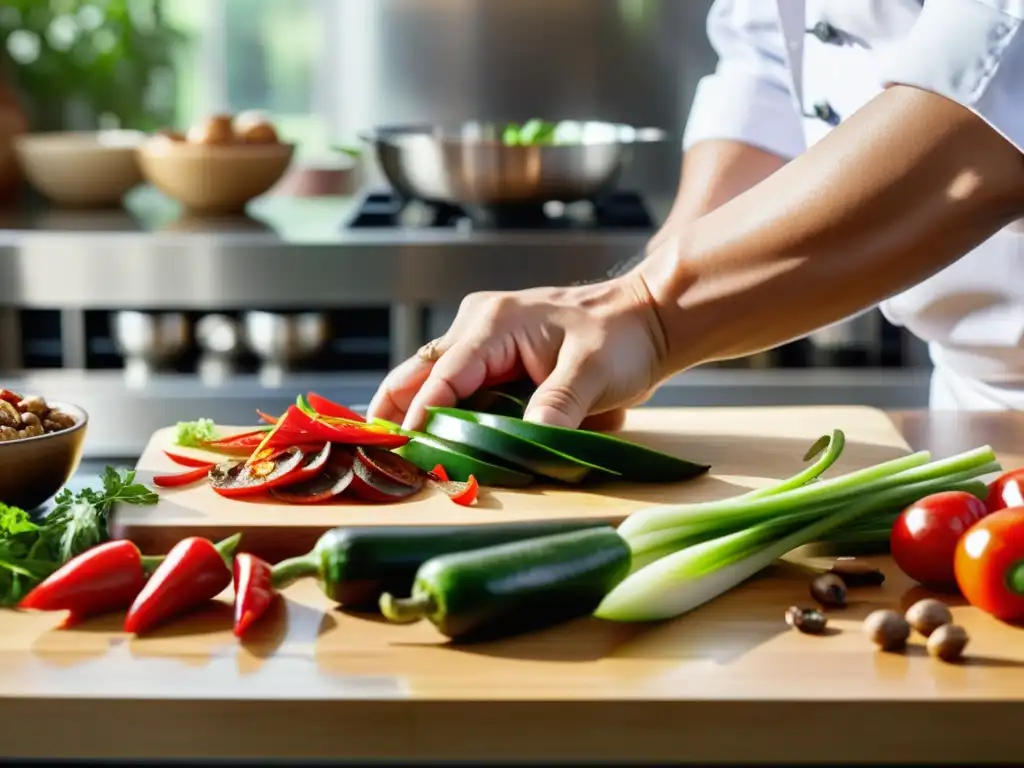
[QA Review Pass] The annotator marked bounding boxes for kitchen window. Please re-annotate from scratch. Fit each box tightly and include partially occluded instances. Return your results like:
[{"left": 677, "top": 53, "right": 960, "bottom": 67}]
[{"left": 162, "top": 0, "right": 337, "bottom": 159}]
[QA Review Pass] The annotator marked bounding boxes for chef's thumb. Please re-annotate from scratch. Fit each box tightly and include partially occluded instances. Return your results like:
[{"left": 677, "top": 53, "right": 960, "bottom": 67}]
[{"left": 523, "top": 351, "right": 602, "bottom": 430}]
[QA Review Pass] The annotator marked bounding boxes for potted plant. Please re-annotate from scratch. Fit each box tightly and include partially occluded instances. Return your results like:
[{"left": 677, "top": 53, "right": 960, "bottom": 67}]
[{"left": 0, "top": 0, "right": 185, "bottom": 132}]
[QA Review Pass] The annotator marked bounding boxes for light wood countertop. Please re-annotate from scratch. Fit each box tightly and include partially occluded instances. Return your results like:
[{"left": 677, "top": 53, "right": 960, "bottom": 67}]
[{"left": 3, "top": 409, "right": 1024, "bottom": 763}]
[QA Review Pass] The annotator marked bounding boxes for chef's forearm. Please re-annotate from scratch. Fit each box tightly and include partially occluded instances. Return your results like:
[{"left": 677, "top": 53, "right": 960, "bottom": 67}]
[
  {"left": 637, "top": 85, "right": 1024, "bottom": 371},
  {"left": 646, "top": 139, "right": 788, "bottom": 255}
]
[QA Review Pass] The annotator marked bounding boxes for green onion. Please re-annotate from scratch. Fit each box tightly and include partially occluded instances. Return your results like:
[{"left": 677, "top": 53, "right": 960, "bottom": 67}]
[
  {"left": 617, "top": 447, "right": 996, "bottom": 541},
  {"left": 740, "top": 430, "right": 846, "bottom": 500},
  {"left": 625, "top": 470, "right": 992, "bottom": 572},
  {"left": 597, "top": 451, "right": 1000, "bottom": 623},
  {"left": 597, "top": 468, "right": 990, "bottom": 623}
]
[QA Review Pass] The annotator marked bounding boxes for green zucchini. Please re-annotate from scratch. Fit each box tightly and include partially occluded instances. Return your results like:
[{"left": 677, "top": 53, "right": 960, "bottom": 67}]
[
  {"left": 369, "top": 416, "right": 535, "bottom": 487},
  {"left": 395, "top": 431, "right": 534, "bottom": 488},
  {"left": 270, "top": 519, "right": 609, "bottom": 608},
  {"left": 424, "top": 407, "right": 619, "bottom": 484},
  {"left": 459, "top": 389, "right": 528, "bottom": 418},
  {"left": 466, "top": 410, "right": 710, "bottom": 483},
  {"left": 379, "top": 526, "right": 631, "bottom": 641}
]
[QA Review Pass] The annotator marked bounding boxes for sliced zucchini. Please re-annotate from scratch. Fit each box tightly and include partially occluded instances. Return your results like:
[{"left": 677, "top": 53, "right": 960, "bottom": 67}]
[
  {"left": 424, "top": 407, "right": 618, "bottom": 484},
  {"left": 395, "top": 431, "right": 535, "bottom": 488},
  {"left": 459, "top": 380, "right": 535, "bottom": 418},
  {"left": 463, "top": 410, "right": 710, "bottom": 483},
  {"left": 458, "top": 389, "right": 527, "bottom": 418}
]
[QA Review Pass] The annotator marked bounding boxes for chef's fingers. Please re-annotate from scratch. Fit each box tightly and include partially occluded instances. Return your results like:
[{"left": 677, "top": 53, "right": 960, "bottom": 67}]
[
  {"left": 523, "top": 345, "right": 605, "bottom": 429},
  {"left": 580, "top": 408, "right": 628, "bottom": 432},
  {"left": 366, "top": 354, "right": 435, "bottom": 423},
  {"left": 402, "top": 338, "right": 516, "bottom": 431}
]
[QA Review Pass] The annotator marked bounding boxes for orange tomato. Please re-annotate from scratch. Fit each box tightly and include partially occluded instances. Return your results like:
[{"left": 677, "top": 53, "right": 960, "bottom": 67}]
[{"left": 954, "top": 506, "right": 1024, "bottom": 622}]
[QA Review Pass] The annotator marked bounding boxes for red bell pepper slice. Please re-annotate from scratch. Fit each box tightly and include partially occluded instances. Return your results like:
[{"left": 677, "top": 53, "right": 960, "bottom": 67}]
[
  {"left": 164, "top": 451, "right": 217, "bottom": 469},
  {"left": 285, "top": 406, "right": 408, "bottom": 449},
  {"left": 430, "top": 473, "right": 480, "bottom": 507},
  {"left": 0, "top": 388, "right": 22, "bottom": 406},
  {"left": 430, "top": 464, "right": 450, "bottom": 482},
  {"left": 153, "top": 465, "right": 212, "bottom": 488},
  {"left": 19, "top": 540, "right": 164, "bottom": 625},
  {"left": 450, "top": 475, "right": 479, "bottom": 507},
  {"left": 206, "top": 429, "right": 272, "bottom": 448},
  {"left": 305, "top": 391, "right": 366, "bottom": 422},
  {"left": 232, "top": 553, "right": 277, "bottom": 637},
  {"left": 124, "top": 533, "right": 241, "bottom": 635}
]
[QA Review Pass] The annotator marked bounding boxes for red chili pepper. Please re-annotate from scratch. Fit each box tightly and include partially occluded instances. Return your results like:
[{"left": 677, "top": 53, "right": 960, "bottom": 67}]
[
  {"left": 19, "top": 540, "right": 164, "bottom": 625},
  {"left": 450, "top": 475, "right": 479, "bottom": 507},
  {"left": 124, "top": 533, "right": 241, "bottom": 635},
  {"left": 153, "top": 465, "right": 212, "bottom": 488},
  {"left": 232, "top": 553, "right": 277, "bottom": 637},
  {"left": 163, "top": 451, "right": 217, "bottom": 469},
  {"left": 0, "top": 388, "right": 22, "bottom": 406},
  {"left": 285, "top": 406, "right": 408, "bottom": 448},
  {"left": 305, "top": 391, "right": 366, "bottom": 422},
  {"left": 430, "top": 464, "right": 450, "bottom": 482}
]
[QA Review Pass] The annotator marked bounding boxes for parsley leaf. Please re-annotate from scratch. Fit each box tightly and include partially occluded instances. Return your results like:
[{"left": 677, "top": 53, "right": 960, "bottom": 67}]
[
  {"left": 0, "top": 467, "right": 158, "bottom": 604},
  {"left": 47, "top": 468, "right": 158, "bottom": 562}
]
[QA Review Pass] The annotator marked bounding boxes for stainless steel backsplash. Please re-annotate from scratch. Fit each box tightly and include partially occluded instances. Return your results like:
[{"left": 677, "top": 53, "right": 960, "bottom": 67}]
[{"left": 326, "top": 0, "right": 717, "bottom": 200}]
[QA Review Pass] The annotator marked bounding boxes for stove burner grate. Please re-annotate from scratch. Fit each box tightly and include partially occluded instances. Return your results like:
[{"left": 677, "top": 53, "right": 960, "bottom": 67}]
[{"left": 343, "top": 190, "right": 655, "bottom": 231}]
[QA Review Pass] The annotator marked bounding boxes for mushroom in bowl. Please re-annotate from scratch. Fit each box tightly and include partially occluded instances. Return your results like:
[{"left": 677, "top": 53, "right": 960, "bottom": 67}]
[{"left": 0, "top": 389, "right": 88, "bottom": 511}]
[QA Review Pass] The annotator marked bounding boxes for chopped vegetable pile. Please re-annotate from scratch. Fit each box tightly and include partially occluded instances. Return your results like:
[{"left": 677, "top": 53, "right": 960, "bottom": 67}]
[{"left": 161, "top": 387, "right": 709, "bottom": 507}]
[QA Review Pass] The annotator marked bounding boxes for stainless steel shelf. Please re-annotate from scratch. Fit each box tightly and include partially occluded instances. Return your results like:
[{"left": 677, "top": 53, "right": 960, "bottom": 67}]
[
  {"left": 0, "top": 191, "right": 649, "bottom": 309},
  {"left": 6, "top": 367, "right": 932, "bottom": 459}
]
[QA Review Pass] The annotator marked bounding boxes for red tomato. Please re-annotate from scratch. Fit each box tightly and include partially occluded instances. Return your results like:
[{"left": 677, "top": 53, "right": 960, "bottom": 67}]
[
  {"left": 985, "top": 468, "right": 1024, "bottom": 515},
  {"left": 890, "top": 491, "right": 988, "bottom": 589},
  {"left": 954, "top": 507, "right": 1024, "bottom": 622}
]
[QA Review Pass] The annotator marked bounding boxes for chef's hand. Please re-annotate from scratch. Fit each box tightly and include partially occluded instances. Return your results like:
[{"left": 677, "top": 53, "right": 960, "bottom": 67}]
[{"left": 367, "top": 272, "right": 668, "bottom": 431}]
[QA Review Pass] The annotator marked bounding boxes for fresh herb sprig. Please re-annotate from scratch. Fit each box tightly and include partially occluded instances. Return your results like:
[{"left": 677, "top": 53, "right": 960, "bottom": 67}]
[{"left": 0, "top": 468, "right": 158, "bottom": 605}]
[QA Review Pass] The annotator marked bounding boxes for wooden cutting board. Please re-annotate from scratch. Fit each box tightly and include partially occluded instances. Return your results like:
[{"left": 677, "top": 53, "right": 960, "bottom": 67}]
[{"left": 111, "top": 406, "right": 911, "bottom": 562}]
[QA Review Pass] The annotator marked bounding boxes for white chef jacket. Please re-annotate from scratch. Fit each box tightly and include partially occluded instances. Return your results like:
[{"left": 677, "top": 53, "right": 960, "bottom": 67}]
[{"left": 684, "top": 0, "right": 1024, "bottom": 410}]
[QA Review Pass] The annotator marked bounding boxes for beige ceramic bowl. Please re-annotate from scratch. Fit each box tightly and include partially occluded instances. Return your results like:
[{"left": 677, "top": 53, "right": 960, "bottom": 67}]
[
  {"left": 14, "top": 131, "right": 145, "bottom": 208},
  {"left": 0, "top": 402, "right": 88, "bottom": 511},
  {"left": 138, "top": 138, "right": 295, "bottom": 214}
]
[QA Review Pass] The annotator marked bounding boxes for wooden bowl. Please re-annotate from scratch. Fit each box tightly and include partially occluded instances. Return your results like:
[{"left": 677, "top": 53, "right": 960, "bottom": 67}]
[
  {"left": 138, "top": 138, "right": 295, "bottom": 214},
  {"left": 14, "top": 131, "right": 145, "bottom": 208},
  {"left": 0, "top": 402, "right": 88, "bottom": 511}
]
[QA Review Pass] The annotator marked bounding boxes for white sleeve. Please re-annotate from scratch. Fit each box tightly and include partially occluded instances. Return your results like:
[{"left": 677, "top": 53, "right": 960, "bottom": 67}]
[
  {"left": 880, "top": 0, "right": 1024, "bottom": 154},
  {"left": 683, "top": 0, "right": 806, "bottom": 160}
]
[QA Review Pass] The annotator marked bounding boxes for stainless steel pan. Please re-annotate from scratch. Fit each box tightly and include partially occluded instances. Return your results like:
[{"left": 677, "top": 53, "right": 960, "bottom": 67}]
[{"left": 358, "top": 120, "right": 668, "bottom": 207}]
